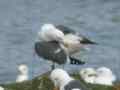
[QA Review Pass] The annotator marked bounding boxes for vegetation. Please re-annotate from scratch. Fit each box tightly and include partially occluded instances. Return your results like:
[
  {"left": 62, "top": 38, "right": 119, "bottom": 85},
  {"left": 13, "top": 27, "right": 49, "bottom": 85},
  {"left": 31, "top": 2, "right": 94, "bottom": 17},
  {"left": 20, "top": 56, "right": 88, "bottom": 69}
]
[{"left": 0, "top": 72, "right": 118, "bottom": 90}]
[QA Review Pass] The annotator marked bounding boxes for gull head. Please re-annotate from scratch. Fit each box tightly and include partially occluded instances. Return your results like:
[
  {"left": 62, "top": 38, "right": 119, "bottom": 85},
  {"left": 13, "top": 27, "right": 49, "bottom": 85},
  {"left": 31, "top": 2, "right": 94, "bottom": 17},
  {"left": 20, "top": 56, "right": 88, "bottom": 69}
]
[
  {"left": 16, "top": 64, "right": 29, "bottom": 82},
  {"left": 41, "top": 24, "right": 55, "bottom": 31},
  {"left": 18, "top": 64, "right": 28, "bottom": 75},
  {"left": 50, "top": 68, "right": 72, "bottom": 87},
  {"left": 38, "top": 24, "right": 64, "bottom": 42}
]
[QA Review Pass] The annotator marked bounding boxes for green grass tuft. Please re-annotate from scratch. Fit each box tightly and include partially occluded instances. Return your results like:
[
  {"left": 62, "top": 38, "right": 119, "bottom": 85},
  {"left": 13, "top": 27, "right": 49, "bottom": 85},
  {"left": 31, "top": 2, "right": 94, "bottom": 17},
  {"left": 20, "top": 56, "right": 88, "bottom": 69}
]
[{"left": 0, "top": 72, "right": 115, "bottom": 90}]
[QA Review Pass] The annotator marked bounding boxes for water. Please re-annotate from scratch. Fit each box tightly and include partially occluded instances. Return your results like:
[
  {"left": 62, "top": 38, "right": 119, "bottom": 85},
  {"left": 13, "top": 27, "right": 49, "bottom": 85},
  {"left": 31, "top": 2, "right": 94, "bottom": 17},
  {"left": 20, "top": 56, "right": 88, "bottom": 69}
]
[{"left": 0, "top": 0, "right": 120, "bottom": 84}]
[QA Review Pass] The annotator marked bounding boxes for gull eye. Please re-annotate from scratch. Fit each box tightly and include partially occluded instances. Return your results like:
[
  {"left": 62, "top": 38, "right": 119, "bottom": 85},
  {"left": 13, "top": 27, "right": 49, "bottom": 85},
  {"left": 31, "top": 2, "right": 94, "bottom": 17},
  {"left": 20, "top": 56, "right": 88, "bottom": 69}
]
[
  {"left": 83, "top": 71, "right": 87, "bottom": 74},
  {"left": 23, "top": 67, "right": 27, "bottom": 71},
  {"left": 88, "top": 74, "right": 95, "bottom": 77},
  {"left": 54, "top": 78, "right": 58, "bottom": 81}
]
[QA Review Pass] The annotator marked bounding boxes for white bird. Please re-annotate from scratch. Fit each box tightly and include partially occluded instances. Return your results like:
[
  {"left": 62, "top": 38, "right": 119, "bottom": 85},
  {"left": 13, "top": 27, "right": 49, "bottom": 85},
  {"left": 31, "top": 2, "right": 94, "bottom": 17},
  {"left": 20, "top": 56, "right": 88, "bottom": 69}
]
[
  {"left": 16, "top": 64, "right": 29, "bottom": 83},
  {"left": 0, "top": 86, "right": 4, "bottom": 90},
  {"left": 50, "top": 68, "right": 87, "bottom": 90},
  {"left": 79, "top": 68, "right": 97, "bottom": 84},
  {"left": 94, "top": 67, "right": 116, "bottom": 86}
]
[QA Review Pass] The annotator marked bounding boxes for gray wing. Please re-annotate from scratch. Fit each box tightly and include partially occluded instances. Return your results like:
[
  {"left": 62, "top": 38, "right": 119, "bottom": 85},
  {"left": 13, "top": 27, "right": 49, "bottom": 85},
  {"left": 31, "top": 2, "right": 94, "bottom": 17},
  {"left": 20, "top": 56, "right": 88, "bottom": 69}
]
[
  {"left": 56, "top": 25, "right": 97, "bottom": 44},
  {"left": 56, "top": 25, "right": 75, "bottom": 34},
  {"left": 64, "top": 80, "right": 89, "bottom": 90},
  {"left": 34, "top": 41, "right": 67, "bottom": 64}
]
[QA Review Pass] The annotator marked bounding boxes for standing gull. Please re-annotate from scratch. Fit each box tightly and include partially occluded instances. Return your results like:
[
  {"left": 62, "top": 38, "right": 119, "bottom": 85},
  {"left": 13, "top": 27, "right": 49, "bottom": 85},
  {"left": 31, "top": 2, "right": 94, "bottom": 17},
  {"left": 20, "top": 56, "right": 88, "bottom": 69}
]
[
  {"left": 34, "top": 24, "right": 85, "bottom": 70},
  {"left": 50, "top": 68, "right": 88, "bottom": 90}
]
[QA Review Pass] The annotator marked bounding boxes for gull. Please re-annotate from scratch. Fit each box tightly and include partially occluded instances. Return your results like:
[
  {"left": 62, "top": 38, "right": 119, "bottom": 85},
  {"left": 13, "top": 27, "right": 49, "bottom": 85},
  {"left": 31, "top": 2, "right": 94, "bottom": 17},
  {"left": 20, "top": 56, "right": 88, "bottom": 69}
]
[
  {"left": 94, "top": 67, "right": 116, "bottom": 86},
  {"left": 16, "top": 64, "right": 29, "bottom": 83},
  {"left": 34, "top": 24, "right": 89, "bottom": 70},
  {"left": 50, "top": 68, "right": 87, "bottom": 90},
  {"left": 0, "top": 86, "right": 4, "bottom": 90},
  {"left": 79, "top": 67, "right": 97, "bottom": 84}
]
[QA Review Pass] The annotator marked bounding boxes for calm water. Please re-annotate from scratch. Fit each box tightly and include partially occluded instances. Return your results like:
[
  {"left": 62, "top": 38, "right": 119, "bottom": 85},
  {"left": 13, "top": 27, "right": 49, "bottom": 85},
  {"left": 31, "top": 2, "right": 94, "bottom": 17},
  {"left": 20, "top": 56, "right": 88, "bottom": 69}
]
[{"left": 0, "top": 0, "right": 120, "bottom": 83}]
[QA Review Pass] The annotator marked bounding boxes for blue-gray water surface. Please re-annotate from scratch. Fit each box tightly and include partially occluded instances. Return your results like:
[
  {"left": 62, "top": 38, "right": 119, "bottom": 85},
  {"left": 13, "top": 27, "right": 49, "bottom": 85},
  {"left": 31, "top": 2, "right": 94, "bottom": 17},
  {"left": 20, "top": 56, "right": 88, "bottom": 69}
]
[{"left": 0, "top": 0, "right": 120, "bottom": 84}]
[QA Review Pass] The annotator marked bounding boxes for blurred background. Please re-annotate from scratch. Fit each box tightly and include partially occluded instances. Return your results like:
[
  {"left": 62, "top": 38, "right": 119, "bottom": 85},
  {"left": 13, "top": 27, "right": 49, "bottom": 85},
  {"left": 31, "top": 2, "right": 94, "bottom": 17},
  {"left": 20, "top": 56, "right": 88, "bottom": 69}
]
[{"left": 0, "top": 0, "right": 120, "bottom": 84}]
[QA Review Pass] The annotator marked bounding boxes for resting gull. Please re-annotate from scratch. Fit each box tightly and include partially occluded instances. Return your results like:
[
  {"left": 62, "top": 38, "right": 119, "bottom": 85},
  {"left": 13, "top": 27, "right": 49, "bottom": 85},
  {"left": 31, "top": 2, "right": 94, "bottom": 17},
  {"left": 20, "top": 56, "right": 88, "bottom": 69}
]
[
  {"left": 0, "top": 86, "right": 4, "bottom": 90},
  {"left": 94, "top": 67, "right": 116, "bottom": 86},
  {"left": 50, "top": 68, "right": 88, "bottom": 90},
  {"left": 79, "top": 67, "right": 97, "bottom": 84},
  {"left": 16, "top": 64, "right": 29, "bottom": 82}
]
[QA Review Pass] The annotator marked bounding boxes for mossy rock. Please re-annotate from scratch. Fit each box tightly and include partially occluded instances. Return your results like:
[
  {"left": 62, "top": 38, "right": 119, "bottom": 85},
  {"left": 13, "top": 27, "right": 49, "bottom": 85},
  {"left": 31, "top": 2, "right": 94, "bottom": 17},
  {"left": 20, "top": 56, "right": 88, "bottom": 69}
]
[
  {"left": 0, "top": 72, "right": 116, "bottom": 90},
  {"left": 1, "top": 72, "right": 54, "bottom": 90}
]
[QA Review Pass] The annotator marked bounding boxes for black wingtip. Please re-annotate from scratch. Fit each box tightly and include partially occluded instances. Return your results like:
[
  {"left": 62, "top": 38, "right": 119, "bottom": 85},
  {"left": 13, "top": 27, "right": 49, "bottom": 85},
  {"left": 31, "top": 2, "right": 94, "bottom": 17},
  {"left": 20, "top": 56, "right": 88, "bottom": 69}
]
[
  {"left": 70, "top": 57, "right": 85, "bottom": 65},
  {"left": 80, "top": 38, "right": 98, "bottom": 45}
]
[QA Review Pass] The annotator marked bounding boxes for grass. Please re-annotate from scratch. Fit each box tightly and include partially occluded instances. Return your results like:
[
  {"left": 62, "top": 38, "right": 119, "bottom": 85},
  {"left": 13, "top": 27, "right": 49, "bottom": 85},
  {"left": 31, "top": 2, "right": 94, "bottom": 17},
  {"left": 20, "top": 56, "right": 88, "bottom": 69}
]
[{"left": 0, "top": 72, "right": 118, "bottom": 90}]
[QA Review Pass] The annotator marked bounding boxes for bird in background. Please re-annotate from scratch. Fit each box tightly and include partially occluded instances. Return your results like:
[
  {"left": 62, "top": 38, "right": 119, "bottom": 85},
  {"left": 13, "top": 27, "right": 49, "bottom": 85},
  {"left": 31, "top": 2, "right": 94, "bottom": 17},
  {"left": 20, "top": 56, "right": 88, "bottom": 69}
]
[
  {"left": 79, "top": 67, "right": 97, "bottom": 84},
  {"left": 16, "top": 64, "right": 29, "bottom": 83},
  {"left": 50, "top": 68, "right": 88, "bottom": 90},
  {"left": 94, "top": 67, "right": 116, "bottom": 86},
  {"left": 79, "top": 67, "right": 116, "bottom": 86},
  {"left": 34, "top": 24, "right": 97, "bottom": 70},
  {"left": 0, "top": 86, "right": 4, "bottom": 90}
]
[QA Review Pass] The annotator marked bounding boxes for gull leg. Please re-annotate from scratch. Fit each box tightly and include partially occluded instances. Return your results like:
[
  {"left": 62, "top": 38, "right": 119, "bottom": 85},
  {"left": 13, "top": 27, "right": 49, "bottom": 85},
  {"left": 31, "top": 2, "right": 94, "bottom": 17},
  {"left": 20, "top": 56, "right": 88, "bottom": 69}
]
[
  {"left": 51, "top": 62, "right": 55, "bottom": 70},
  {"left": 61, "top": 64, "right": 65, "bottom": 69},
  {"left": 47, "top": 61, "right": 55, "bottom": 70},
  {"left": 61, "top": 55, "right": 70, "bottom": 69}
]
